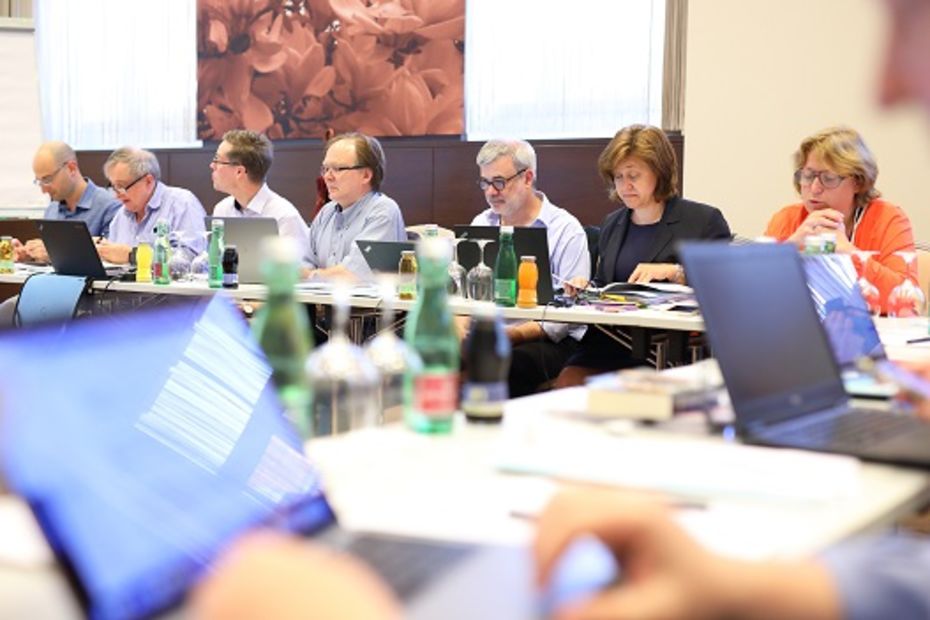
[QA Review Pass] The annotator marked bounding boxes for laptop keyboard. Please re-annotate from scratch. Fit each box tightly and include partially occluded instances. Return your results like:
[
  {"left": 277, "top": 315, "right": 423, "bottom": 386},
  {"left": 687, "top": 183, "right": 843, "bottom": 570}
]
[{"left": 776, "top": 408, "right": 921, "bottom": 448}]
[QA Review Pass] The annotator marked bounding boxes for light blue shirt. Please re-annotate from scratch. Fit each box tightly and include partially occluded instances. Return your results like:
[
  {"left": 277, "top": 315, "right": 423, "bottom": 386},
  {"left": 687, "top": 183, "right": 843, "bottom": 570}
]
[
  {"left": 306, "top": 191, "right": 406, "bottom": 279},
  {"left": 42, "top": 178, "right": 120, "bottom": 237},
  {"left": 821, "top": 534, "right": 930, "bottom": 619},
  {"left": 472, "top": 192, "right": 589, "bottom": 342},
  {"left": 107, "top": 182, "right": 207, "bottom": 256}
]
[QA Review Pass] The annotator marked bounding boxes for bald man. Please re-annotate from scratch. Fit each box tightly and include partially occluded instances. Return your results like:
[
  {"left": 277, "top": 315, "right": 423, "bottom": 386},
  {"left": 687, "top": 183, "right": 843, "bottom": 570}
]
[{"left": 17, "top": 141, "right": 121, "bottom": 263}]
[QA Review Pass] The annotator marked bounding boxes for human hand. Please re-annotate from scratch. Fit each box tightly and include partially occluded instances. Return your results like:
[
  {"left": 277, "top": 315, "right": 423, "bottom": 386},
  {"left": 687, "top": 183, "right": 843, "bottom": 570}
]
[
  {"left": 96, "top": 240, "right": 131, "bottom": 265},
  {"left": 12, "top": 238, "right": 30, "bottom": 262},
  {"left": 896, "top": 361, "right": 930, "bottom": 422},
  {"left": 788, "top": 209, "right": 845, "bottom": 247},
  {"left": 192, "top": 531, "right": 402, "bottom": 620},
  {"left": 23, "top": 239, "right": 50, "bottom": 263},
  {"left": 563, "top": 276, "right": 590, "bottom": 296},
  {"left": 628, "top": 263, "right": 680, "bottom": 284}
]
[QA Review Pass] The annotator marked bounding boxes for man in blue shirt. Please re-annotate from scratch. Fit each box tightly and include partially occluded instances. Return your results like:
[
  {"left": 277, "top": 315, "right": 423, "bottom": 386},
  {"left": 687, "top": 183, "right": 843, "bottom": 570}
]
[
  {"left": 14, "top": 141, "right": 120, "bottom": 263},
  {"left": 100, "top": 147, "right": 207, "bottom": 264},
  {"left": 304, "top": 132, "right": 406, "bottom": 281},
  {"left": 471, "top": 139, "right": 590, "bottom": 397}
]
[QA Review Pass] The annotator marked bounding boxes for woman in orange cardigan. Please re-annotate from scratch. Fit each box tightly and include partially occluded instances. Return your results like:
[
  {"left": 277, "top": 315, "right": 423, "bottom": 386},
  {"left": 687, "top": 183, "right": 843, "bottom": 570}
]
[{"left": 764, "top": 127, "right": 915, "bottom": 314}]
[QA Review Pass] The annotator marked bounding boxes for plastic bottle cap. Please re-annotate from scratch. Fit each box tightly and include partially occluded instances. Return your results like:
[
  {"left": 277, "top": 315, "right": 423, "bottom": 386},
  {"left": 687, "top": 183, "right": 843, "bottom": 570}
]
[{"left": 500, "top": 225, "right": 514, "bottom": 234}]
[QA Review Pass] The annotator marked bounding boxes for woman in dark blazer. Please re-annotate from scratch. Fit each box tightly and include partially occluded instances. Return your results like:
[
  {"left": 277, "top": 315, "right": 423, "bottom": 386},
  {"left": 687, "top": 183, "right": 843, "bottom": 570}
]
[{"left": 556, "top": 125, "right": 731, "bottom": 387}]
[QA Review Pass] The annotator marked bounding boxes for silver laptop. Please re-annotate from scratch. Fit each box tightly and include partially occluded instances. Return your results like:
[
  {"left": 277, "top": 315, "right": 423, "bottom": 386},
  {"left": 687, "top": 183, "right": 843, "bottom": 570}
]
[
  {"left": 802, "top": 254, "right": 895, "bottom": 398},
  {"left": 0, "top": 295, "right": 615, "bottom": 619},
  {"left": 681, "top": 241, "right": 930, "bottom": 469},
  {"left": 205, "top": 217, "right": 278, "bottom": 284}
]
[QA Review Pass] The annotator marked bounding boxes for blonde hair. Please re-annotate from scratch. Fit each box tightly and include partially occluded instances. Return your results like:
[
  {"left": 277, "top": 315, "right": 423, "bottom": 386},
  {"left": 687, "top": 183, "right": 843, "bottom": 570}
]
[
  {"left": 597, "top": 125, "right": 679, "bottom": 204},
  {"left": 793, "top": 127, "right": 880, "bottom": 210}
]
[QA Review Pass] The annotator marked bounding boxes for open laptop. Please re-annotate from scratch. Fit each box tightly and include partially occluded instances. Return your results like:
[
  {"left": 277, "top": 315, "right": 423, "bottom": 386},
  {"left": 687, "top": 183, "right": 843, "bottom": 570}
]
[
  {"left": 802, "top": 254, "right": 895, "bottom": 398},
  {"left": 0, "top": 295, "right": 615, "bottom": 619},
  {"left": 453, "top": 226, "right": 556, "bottom": 304},
  {"left": 204, "top": 216, "right": 278, "bottom": 284},
  {"left": 356, "top": 239, "right": 416, "bottom": 273},
  {"left": 37, "top": 219, "right": 129, "bottom": 279},
  {"left": 680, "top": 241, "right": 930, "bottom": 468}
]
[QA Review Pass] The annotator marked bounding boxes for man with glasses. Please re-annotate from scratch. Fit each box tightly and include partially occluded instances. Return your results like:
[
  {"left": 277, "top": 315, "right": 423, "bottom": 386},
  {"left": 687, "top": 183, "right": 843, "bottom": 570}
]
[
  {"left": 211, "top": 130, "right": 310, "bottom": 259},
  {"left": 100, "top": 147, "right": 207, "bottom": 265},
  {"left": 471, "top": 138, "right": 589, "bottom": 397},
  {"left": 304, "top": 132, "right": 405, "bottom": 280},
  {"left": 15, "top": 141, "right": 120, "bottom": 263}
]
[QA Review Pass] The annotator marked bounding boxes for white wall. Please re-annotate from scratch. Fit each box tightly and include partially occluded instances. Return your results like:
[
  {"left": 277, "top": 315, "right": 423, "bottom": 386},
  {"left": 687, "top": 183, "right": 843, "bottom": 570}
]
[{"left": 684, "top": 0, "right": 930, "bottom": 240}]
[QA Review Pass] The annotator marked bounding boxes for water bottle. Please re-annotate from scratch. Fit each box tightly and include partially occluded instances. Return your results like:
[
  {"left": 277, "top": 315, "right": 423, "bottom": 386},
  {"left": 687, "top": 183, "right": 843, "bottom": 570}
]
[
  {"left": 494, "top": 225, "right": 517, "bottom": 307},
  {"left": 208, "top": 219, "right": 225, "bottom": 289},
  {"left": 153, "top": 220, "right": 171, "bottom": 285}
]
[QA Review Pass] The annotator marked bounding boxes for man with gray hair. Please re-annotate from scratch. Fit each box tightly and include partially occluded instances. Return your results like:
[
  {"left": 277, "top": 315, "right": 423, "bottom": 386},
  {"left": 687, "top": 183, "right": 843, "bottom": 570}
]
[
  {"left": 15, "top": 141, "right": 121, "bottom": 262},
  {"left": 99, "top": 147, "right": 207, "bottom": 264},
  {"left": 472, "top": 138, "right": 590, "bottom": 397},
  {"left": 210, "top": 130, "right": 310, "bottom": 259}
]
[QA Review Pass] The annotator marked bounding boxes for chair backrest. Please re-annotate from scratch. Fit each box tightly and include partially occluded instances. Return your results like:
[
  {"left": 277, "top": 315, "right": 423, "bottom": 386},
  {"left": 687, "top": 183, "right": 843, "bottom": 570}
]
[
  {"left": 13, "top": 274, "right": 88, "bottom": 328},
  {"left": 583, "top": 225, "right": 600, "bottom": 279}
]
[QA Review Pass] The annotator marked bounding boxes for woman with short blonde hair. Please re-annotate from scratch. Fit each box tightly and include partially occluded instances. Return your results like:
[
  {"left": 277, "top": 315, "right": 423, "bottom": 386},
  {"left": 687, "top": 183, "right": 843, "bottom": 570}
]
[{"left": 765, "top": 127, "right": 915, "bottom": 314}]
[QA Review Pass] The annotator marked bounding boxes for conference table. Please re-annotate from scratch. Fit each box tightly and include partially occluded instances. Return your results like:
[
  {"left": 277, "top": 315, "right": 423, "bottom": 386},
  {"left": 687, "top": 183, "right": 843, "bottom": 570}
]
[{"left": 0, "top": 387, "right": 928, "bottom": 618}]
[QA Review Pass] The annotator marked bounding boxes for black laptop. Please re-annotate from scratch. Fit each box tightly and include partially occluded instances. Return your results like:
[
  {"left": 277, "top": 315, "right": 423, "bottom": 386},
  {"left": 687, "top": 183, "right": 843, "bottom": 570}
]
[
  {"left": 453, "top": 226, "right": 556, "bottom": 304},
  {"left": 356, "top": 239, "right": 416, "bottom": 273},
  {"left": 0, "top": 295, "right": 614, "bottom": 619},
  {"left": 37, "top": 219, "right": 128, "bottom": 278},
  {"left": 680, "top": 241, "right": 930, "bottom": 468},
  {"left": 205, "top": 216, "right": 278, "bottom": 284},
  {"left": 802, "top": 254, "right": 895, "bottom": 398}
]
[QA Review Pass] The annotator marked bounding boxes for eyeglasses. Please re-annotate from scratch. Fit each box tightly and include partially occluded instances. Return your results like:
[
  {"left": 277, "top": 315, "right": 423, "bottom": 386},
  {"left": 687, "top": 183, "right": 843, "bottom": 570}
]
[
  {"left": 477, "top": 168, "right": 527, "bottom": 192},
  {"left": 320, "top": 164, "right": 365, "bottom": 176},
  {"left": 211, "top": 156, "right": 241, "bottom": 167},
  {"left": 795, "top": 168, "right": 846, "bottom": 189},
  {"left": 33, "top": 162, "right": 68, "bottom": 186},
  {"left": 109, "top": 173, "right": 149, "bottom": 196}
]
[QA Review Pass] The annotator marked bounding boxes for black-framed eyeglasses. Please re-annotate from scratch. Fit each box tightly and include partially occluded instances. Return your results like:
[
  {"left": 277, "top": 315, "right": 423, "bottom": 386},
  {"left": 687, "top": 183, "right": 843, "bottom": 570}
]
[
  {"left": 320, "top": 164, "right": 365, "bottom": 176},
  {"left": 477, "top": 168, "right": 527, "bottom": 192},
  {"left": 211, "top": 156, "right": 241, "bottom": 167},
  {"left": 795, "top": 168, "right": 846, "bottom": 189},
  {"left": 109, "top": 173, "right": 149, "bottom": 196},
  {"left": 32, "top": 162, "right": 68, "bottom": 186}
]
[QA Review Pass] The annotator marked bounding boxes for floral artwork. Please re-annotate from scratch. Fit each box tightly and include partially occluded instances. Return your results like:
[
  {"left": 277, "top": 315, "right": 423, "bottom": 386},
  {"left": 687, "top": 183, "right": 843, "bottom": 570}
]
[{"left": 197, "top": 0, "right": 465, "bottom": 140}]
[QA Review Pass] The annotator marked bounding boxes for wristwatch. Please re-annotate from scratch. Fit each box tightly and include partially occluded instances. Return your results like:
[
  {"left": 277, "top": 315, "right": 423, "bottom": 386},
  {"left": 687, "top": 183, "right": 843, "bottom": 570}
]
[{"left": 128, "top": 246, "right": 137, "bottom": 267}]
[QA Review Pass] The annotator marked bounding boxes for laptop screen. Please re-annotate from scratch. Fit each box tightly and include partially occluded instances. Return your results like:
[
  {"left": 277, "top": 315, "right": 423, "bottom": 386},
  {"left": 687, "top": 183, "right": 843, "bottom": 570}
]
[
  {"left": 680, "top": 242, "right": 847, "bottom": 426},
  {"left": 802, "top": 254, "right": 885, "bottom": 366},
  {"left": 0, "top": 296, "right": 334, "bottom": 620}
]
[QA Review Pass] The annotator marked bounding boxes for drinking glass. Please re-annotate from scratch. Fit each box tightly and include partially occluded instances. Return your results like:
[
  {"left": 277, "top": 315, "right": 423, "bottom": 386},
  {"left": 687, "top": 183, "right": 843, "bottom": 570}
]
[
  {"left": 466, "top": 239, "right": 494, "bottom": 301},
  {"left": 887, "top": 251, "right": 925, "bottom": 318},
  {"left": 447, "top": 238, "right": 467, "bottom": 298},
  {"left": 851, "top": 250, "right": 881, "bottom": 316},
  {"left": 190, "top": 251, "right": 210, "bottom": 281},
  {"left": 168, "top": 247, "right": 193, "bottom": 282}
]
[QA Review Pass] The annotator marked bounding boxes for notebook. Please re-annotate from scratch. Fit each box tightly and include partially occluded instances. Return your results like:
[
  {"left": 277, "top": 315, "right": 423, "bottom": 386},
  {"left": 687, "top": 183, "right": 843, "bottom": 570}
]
[
  {"left": 0, "top": 295, "right": 614, "bottom": 619},
  {"left": 204, "top": 216, "right": 279, "bottom": 284},
  {"left": 802, "top": 254, "right": 895, "bottom": 398},
  {"left": 453, "top": 225, "right": 556, "bottom": 304},
  {"left": 356, "top": 239, "right": 416, "bottom": 273},
  {"left": 37, "top": 219, "right": 129, "bottom": 279},
  {"left": 680, "top": 241, "right": 930, "bottom": 468}
]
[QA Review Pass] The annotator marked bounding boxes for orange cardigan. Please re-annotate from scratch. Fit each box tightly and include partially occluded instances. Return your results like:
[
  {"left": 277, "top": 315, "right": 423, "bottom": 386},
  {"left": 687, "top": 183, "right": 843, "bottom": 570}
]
[{"left": 764, "top": 199, "right": 916, "bottom": 314}]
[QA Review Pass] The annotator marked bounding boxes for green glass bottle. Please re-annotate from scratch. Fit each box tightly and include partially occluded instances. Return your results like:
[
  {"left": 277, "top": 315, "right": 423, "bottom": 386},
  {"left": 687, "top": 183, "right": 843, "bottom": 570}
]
[
  {"left": 208, "top": 219, "right": 225, "bottom": 289},
  {"left": 494, "top": 225, "right": 517, "bottom": 307},
  {"left": 252, "top": 237, "right": 314, "bottom": 439},
  {"left": 404, "top": 238, "right": 459, "bottom": 434},
  {"left": 153, "top": 220, "right": 171, "bottom": 285}
]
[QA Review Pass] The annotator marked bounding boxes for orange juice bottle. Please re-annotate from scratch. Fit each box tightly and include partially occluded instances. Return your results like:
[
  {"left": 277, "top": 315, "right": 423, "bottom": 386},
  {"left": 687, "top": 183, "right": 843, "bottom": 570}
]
[{"left": 516, "top": 256, "right": 538, "bottom": 308}]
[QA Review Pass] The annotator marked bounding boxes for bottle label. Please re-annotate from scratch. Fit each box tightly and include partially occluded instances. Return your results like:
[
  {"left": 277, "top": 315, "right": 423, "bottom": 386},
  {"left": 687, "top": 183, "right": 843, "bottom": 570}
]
[
  {"left": 494, "top": 279, "right": 516, "bottom": 305},
  {"left": 414, "top": 372, "right": 458, "bottom": 417},
  {"left": 462, "top": 381, "right": 506, "bottom": 418}
]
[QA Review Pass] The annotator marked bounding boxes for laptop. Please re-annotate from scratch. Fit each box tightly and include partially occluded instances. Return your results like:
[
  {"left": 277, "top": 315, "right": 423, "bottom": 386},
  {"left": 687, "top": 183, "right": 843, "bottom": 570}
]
[
  {"left": 356, "top": 239, "right": 416, "bottom": 273},
  {"left": 802, "top": 254, "right": 895, "bottom": 398},
  {"left": 680, "top": 241, "right": 930, "bottom": 468},
  {"left": 37, "top": 219, "right": 128, "bottom": 279},
  {"left": 453, "top": 226, "right": 556, "bottom": 304},
  {"left": 0, "top": 295, "right": 615, "bottom": 619},
  {"left": 205, "top": 216, "right": 279, "bottom": 284}
]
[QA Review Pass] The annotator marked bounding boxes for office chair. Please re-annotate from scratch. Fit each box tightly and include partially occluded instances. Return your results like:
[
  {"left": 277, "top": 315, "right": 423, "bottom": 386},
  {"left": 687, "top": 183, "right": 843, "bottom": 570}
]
[{"left": 13, "top": 273, "right": 89, "bottom": 328}]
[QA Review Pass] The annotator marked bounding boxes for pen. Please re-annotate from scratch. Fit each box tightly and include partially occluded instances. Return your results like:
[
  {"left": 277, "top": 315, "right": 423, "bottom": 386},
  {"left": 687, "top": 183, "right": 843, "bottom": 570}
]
[{"left": 906, "top": 336, "right": 930, "bottom": 345}]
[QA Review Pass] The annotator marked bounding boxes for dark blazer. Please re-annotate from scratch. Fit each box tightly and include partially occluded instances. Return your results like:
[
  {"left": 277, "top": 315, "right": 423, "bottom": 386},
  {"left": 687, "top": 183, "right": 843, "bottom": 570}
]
[{"left": 593, "top": 196, "right": 731, "bottom": 286}]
